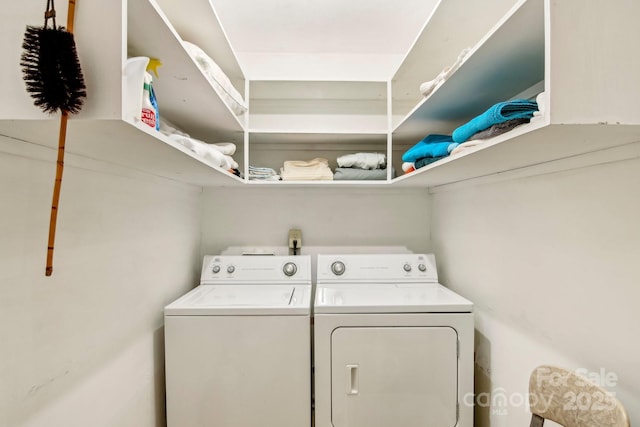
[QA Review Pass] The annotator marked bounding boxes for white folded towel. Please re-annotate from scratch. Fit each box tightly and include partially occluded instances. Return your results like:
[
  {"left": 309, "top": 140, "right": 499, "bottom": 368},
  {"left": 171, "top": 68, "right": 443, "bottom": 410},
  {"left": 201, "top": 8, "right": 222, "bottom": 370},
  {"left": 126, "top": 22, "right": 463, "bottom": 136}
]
[
  {"left": 337, "top": 153, "right": 386, "bottom": 170},
  {"left": 531, "top": 92, "right": 546, "bottom": 120},
  {"left": 281, "top": 158, "right": 333, "bottom": 181},
  {"left": 450, "top": 140, "right": 483, "bottom": 156},
  {"left": 249, "top": 165, "right": 280, "bottom": 181}
]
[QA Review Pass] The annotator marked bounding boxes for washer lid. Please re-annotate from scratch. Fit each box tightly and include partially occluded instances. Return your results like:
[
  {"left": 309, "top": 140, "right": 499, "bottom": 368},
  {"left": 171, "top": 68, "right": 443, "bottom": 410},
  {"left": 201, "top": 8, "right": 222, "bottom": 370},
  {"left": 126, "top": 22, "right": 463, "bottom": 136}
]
[
  {"left": 165, "top": 284, "right": 311, "bottom": 316},
  {"left": 314, "top": 283, "right": 472, "bottom": 314}
]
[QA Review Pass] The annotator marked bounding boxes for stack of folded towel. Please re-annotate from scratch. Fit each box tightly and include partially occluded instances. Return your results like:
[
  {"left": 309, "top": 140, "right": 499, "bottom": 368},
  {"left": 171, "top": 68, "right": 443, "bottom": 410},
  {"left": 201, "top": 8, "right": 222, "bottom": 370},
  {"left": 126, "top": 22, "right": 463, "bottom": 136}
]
[
  {"left": 159, "top": 119, "right": 239, "bottom": 172},
  {"left": 334, "top": 152, "right": 392, "bottom": 180},
  {"left": 248, "top": 166, "right": 280, "bottom": 181},
  {"left": 452, "top": 98, "right": 538, "bottom": 143},
  {"left": 449, "top": 98, "right": 539, "bottom": 156},
  {"left": 280, "top": 158, "right": 333, "bottom": 181},
  {"left": 401, "top": 134, "right": 459, "bottom": 174}
]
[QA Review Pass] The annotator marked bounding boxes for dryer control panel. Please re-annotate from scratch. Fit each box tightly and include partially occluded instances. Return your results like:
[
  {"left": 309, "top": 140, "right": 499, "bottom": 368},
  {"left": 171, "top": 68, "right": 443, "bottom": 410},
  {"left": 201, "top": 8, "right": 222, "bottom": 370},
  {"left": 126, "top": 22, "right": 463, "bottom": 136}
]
[
  {"left": 317, "top": 254, "right": 438, "bottom": 283},
  {"left": 201, "top": 255, "right": 311, "bottom": 285}
]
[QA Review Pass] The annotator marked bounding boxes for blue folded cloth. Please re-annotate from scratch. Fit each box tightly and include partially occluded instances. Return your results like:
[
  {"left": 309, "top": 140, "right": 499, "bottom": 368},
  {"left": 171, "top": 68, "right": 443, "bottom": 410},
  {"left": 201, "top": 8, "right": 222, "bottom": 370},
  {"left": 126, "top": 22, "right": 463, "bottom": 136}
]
[
  {"left": 402, "top": 134, "right": 459, "bottom": 162},
  {"left": 452, "top": 99, "right": 538, "bottom": 143},
  {"left": 415, "top": 156, "right": 447, "bottom": 169}
]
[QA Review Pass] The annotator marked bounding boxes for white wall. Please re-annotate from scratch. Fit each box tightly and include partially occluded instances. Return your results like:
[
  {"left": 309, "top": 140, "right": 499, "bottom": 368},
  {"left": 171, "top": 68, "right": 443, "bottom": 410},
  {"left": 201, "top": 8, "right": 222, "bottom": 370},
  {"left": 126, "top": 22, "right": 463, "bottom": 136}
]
[
  {"left": 238, "top": 52, "right": 403, "bottom": 81},
  {"left": 430, "top": 157, "right": 640, "bottom": 427},
  {"left": 200, "top": 187, "right": 431, "bottom": 256},
  {"left": 0, "top": 138, "right": 202, "bottom": 427}
]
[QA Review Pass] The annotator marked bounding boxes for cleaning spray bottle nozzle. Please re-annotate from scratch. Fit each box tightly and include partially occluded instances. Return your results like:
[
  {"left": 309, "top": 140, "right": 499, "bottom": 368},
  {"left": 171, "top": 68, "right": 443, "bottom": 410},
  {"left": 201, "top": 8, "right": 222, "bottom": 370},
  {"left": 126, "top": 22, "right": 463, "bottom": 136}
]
[{"left": 146, "top": 58, "right": 162, "bottom": 78}]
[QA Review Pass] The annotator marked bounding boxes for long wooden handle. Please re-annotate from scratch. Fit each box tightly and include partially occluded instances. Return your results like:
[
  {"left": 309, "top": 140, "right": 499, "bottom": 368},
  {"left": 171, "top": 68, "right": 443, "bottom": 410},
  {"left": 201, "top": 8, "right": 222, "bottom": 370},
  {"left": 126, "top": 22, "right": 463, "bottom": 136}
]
[
  {"left": 66, "top": 0, "right": 76, "bottom": 32},
  {"left": 45, "top": 0, "right": 77, "bottom": 276},
  {"left": 46, "top": 111, "right": 68, "bottom": 276}
]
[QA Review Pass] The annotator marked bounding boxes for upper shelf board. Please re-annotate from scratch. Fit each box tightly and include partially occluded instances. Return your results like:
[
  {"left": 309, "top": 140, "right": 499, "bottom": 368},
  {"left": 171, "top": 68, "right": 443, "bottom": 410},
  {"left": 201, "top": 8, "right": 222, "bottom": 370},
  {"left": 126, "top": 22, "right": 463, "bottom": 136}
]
[
  {"left": 392, "top": 122, "right": 640, "bottom": 188},
  {"left": 0, "top": 119, "right": 245, "bottom": 187}
]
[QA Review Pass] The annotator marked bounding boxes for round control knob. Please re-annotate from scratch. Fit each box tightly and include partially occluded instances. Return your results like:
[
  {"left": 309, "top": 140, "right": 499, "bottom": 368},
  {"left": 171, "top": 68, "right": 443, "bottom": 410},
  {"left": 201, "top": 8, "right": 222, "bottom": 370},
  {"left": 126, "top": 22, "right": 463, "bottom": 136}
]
[
  {"left": 403, "top": 263, "right": 412, "bottom": 272},
  {"left": 283, "top": 262, "right": 297, "bottom": 277},
  {"left": 331, "top": 261, "right": 346, "bottom": 276},
  {"left": 212, "top": 265, "right": 221, "bottom": 274},
  {"left": 227, "top": 265, "right": 235, "bottom": 274},
  {"left": 418, "top": 263, "right": 427, "bottom": 272}
]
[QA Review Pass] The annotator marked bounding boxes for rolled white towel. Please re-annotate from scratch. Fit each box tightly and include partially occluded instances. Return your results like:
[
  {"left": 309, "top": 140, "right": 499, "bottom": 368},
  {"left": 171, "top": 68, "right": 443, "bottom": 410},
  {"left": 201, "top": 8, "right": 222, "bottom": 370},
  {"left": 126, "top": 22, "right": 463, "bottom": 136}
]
[
  {"left": 168, "top": 134, "right": 237, "bottom": 170},
  {"left": 202, "top": 149, "right": 238, "bottom": 170},
  {"left": 419, "top": 47, "right": 470, "bottom": 97},
  {"left": 159, "top": 118, "right": 237, "bottom": 156},
  {"left": 402, "top": 162, "right": 415, "bottom": 173},
  {"left": 533, "top": 91, "right": 546, "bottom": 117},
  {"left": 419, "top": 68, "right": 449, "bottom": 97},
  {"left": 207, "top": 142, "right": 236, "bottom": 156}
]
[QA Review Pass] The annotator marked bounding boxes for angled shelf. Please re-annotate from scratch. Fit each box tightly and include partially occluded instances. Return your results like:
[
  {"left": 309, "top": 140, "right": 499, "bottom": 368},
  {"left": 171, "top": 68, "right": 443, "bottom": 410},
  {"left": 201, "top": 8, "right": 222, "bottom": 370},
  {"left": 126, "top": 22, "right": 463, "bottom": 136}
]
[
  {"left": 391, "top": 0, "right": 640, "bottom": 188},
  {"left": 153, "top": 0, "right": 245, "bottom": 89},
  {"left": 127, "top": 0, "right": 246, "bottom": 144},
  {"left": 392, "top": 0, "right": 545, "bottom": 144},
  {"left": 391, "top": 122, "right": 640, "bottom": 188},
  {"left": 0, "top": 119, "right": 245, "bottom": 187},
  {"left": 390, "top": 0, "right": 521, "bottom": 120}
]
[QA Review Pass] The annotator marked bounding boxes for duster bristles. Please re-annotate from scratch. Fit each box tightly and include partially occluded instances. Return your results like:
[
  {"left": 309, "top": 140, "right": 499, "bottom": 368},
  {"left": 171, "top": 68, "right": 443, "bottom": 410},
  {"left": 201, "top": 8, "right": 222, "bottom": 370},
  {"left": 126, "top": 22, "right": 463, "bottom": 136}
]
[{"left": 21, "top": 25, "right": 86, "bottom": 114}]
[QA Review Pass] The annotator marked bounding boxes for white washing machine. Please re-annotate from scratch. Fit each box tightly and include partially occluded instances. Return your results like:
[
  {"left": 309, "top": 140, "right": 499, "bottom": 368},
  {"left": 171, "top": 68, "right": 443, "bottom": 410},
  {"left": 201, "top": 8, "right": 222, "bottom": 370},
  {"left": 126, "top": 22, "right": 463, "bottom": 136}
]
[
  {"left": 314, "top": 253, "right": 474, "bottom": 427},
  {"left": 164, "top": 255, "right": 312, "bottom": 427}
]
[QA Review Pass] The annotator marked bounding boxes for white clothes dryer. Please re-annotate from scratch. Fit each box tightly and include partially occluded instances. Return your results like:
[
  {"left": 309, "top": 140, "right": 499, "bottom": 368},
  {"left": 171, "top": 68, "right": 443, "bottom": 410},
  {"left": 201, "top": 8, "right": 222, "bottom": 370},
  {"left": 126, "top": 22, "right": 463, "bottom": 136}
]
[
  {"left": 314, "top": 253, "right": 473, "bottom": 427},
  {"left": 164, "top": 255, "right": 312, "bottom": 427}
]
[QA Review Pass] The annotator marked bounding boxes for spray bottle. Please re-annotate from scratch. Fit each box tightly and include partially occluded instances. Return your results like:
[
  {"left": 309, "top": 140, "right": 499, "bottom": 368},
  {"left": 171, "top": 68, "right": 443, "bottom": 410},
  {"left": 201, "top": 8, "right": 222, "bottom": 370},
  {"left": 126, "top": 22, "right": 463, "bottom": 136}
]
[
  {"left": 141, "top": 72, "right": 156, "bottom": 129},
  {"left": 141, "top": 58, "right": 162, "bottom": 130}
]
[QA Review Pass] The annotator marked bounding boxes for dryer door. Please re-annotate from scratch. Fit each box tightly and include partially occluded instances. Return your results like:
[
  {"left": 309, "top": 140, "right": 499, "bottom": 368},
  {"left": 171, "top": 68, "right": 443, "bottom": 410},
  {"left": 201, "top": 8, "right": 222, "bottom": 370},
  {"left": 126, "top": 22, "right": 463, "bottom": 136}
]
[{"left": 331, "top": 326, "right": 458, "bottom": 427}]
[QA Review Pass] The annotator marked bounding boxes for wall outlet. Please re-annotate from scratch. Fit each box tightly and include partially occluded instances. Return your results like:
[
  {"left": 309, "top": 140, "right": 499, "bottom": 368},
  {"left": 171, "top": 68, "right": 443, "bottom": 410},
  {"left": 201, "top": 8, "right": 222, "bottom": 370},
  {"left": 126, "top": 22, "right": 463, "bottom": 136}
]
[{"left": 288, "top": 229, "right": 302, "bottom": 249}]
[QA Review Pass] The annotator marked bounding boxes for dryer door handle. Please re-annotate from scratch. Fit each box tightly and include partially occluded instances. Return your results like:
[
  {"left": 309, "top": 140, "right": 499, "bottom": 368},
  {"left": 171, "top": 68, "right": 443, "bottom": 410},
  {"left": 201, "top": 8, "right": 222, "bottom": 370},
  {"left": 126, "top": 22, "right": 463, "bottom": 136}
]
[{"left": 346, "top": 364, "right": 359, "bottom": 395}]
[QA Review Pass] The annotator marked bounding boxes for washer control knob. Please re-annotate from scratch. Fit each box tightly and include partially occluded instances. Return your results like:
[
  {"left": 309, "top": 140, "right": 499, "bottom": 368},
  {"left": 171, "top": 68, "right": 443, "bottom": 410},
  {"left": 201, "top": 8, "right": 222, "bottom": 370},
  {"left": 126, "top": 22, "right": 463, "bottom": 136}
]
[
  {"left": 331, "top": 261, "right": 346, "bottom": 276},
  {"left": 283, "top": 262, "right": 297, "bottom": 277},
  {"left": 212, "top": 265, "right": 221, "bottom": 274},
  {"left": 227, "top": 265, "right": 235, "bottom": 274},
  {"left": 403, "top": 263, "right": 412, "bottom": 272},
  {"left": 418, "top": 263, "right": 427, "bottom": 272}
]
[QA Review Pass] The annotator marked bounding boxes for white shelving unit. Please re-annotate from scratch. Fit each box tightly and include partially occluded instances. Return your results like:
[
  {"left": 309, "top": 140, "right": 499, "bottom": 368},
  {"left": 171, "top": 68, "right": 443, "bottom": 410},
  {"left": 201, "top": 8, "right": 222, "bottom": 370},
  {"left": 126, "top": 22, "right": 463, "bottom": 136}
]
[
  {"left": 248, "top": 80, "right": 390, "bottom": 176},
  {"left": 1, "top": 0, "right": 639, "bottom": 189},
  {"left": 243, "top": 0, "right": 639, "bottom": 188}
]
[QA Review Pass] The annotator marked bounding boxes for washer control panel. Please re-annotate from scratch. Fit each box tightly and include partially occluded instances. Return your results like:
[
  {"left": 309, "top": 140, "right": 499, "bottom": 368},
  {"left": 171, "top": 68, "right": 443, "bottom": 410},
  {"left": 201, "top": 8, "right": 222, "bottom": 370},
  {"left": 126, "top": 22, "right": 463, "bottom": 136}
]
[
  {"left": 317, "top": 254, "right": 438, "bottom": 283},
  {"left": 201, "top": 255, "right": 311, "bottom": 284}
]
